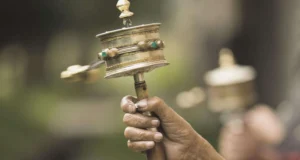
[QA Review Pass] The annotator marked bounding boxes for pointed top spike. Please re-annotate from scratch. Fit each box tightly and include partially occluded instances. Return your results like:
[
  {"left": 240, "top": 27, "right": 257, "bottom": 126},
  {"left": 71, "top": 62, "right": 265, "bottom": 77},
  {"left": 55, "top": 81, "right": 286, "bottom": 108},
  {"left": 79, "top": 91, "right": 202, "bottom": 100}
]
[{"left": 219, "top": 48, "right": 236, "bottom": 68}]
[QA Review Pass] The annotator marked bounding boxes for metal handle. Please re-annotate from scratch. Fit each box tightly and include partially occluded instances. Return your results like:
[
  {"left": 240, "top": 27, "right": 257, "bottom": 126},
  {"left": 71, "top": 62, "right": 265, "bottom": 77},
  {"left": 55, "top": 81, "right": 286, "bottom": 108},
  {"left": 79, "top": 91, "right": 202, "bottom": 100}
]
[{"left": 134, "top": 73, "right": 166, "bottom": 160}]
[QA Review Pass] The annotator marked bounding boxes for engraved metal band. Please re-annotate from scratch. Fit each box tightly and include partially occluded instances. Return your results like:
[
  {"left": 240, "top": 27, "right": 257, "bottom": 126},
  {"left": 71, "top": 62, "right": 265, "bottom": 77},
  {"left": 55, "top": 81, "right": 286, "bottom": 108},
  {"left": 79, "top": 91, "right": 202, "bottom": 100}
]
[{"left": 106, "top": 56, "right": 165, "bottom": 71}]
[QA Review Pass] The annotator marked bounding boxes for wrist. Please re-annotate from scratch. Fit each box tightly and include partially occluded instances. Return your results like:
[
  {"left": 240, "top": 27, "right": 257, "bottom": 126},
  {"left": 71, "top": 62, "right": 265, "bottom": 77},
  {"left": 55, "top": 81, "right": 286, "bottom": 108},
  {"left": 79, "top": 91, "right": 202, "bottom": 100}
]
[{"left": 192, "top": 135, "right": 225, "bottom": 160}]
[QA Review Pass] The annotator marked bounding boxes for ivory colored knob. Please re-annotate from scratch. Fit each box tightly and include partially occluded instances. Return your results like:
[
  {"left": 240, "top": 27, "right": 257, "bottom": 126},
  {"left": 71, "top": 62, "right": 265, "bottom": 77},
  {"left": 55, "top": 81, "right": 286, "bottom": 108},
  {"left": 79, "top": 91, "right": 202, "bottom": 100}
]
[
  {"left": 107, "top": 48, "right": 119, "bottom": 57},
  {"left": 138, "top": 41, "right": 148, "bottom": 50},
  {"left": 117, "top": 0, "right": 134, "bottom": 19}
]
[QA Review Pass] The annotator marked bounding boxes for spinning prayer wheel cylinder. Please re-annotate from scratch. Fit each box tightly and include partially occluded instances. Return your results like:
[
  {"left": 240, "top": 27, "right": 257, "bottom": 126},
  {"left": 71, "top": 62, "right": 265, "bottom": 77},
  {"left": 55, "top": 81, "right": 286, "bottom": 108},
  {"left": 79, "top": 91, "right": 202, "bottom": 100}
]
[
  {"left": 96, "top": 23, "right": 169, "bottom": 79},
  {"left": 204, "top": 48, "right": 257, "bottom": 112}
]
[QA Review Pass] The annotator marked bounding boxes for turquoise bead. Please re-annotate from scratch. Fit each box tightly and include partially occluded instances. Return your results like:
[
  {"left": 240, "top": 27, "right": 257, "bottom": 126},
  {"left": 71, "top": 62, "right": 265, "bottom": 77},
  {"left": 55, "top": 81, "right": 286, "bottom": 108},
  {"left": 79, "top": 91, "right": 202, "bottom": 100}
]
[
  {"left": 151, "top": 42, "right": 158, "bottom": 49},
  {"left": 101, "top": 51, "right": 108, "bottom": 57}
]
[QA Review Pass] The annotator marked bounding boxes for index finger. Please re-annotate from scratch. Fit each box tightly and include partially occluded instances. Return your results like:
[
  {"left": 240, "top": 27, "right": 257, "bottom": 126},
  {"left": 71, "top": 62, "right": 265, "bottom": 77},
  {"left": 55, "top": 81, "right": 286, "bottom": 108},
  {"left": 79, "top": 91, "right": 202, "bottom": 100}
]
[{"left": 121, "top": 95, "right": 138, "bottom": 113}]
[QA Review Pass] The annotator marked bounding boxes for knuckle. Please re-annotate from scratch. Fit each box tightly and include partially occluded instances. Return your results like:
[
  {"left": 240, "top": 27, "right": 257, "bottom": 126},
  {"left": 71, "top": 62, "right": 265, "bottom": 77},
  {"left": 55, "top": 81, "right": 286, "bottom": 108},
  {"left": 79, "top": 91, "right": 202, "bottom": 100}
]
[
  {"left": 124, "top": 127, "right": 132, "bottom": 138},
  {"left": 138, "top": 116, "right": 147, "bottom": 124},
  {"left": 120, "top": 103, "right": 127, "bottom": 112},
  {"left": 127, "top": 141, "right": 134, "bottom": 149},
  {"left": 151, "top": 96, "right": 164, "bottom": 107},
  {"left": 123, "top": 113, "right": 132, "bottom": 124},
  {"left": 142, "top": 142, "right": 150, "bottom": 149},
  {"left": 137, "top": 130, "right": 144, "bottom": 139},
  {"left": 140, "top": 143, "right": 146, "bottom": 150},
  {"left": 128, "top": 142, "right": 140, "bottom": 152},
  {"left": 124, "top": 114, "right": 142, "bottom": 127},
  {"left": 121, "top": 95, "right": 132, "bottom": 110}
]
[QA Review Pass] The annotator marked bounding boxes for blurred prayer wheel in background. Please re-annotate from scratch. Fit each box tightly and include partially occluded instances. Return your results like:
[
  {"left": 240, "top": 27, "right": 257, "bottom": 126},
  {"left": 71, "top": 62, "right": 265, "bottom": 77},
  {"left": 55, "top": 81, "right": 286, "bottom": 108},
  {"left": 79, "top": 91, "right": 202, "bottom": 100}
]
[{"left": 204, "top": 48, "right": 257, "bottom": 112}]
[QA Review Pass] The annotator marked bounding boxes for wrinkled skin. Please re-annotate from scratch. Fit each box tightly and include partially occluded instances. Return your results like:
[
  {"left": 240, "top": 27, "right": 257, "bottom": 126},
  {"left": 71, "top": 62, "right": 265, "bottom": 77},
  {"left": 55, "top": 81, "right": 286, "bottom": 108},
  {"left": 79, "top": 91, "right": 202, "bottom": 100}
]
[{"left": 121, "top": 96, "right": 225, "bottom": 160}]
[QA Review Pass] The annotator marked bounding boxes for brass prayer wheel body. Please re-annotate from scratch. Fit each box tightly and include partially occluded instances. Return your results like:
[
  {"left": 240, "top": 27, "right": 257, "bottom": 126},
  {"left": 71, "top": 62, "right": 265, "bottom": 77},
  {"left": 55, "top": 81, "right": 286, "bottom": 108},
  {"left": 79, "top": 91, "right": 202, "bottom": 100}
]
[
  {"left": 204, "top": 48, "right": 257, "bottom": 112},
  {"left": 96, "top": 23, "right": 169, "bottom": 79},
  {"left": 205, "top": 80, "right": 257, "bottom": 112}
]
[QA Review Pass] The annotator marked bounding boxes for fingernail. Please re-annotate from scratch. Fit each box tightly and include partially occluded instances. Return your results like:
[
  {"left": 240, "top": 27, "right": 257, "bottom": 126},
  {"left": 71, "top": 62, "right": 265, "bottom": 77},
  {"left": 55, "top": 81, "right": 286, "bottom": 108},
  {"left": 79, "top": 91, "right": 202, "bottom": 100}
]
[
  {"left": 136, "top": 99, "right": 148, "bottom": 111},
  {"left": 146, "top": 141, "right": 155, "bottom": 148},
  {"left": 151, "top": 120, "right": 160, "bottom": 127},
  {"left": 154, "top": 133, "right": 163, "bottom": 142}
]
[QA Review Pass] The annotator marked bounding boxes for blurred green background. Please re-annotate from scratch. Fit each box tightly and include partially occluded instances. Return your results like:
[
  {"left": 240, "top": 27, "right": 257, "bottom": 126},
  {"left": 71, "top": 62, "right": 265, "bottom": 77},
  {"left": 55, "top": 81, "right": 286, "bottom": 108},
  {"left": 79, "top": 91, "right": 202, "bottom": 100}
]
[{"left": 0, "top": 0, "right": 292, "bottom": 159}]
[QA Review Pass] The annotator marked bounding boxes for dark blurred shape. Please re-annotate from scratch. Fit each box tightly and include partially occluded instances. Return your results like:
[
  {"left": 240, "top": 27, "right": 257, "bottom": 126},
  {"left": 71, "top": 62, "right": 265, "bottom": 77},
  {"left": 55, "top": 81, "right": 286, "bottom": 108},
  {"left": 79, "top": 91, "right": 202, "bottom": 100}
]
[
  {"left": 24, "top": 138, "right": 84, "bottom": 160},
  {"left": 228, "top": 0, "right": 287, "bottom": 107}
]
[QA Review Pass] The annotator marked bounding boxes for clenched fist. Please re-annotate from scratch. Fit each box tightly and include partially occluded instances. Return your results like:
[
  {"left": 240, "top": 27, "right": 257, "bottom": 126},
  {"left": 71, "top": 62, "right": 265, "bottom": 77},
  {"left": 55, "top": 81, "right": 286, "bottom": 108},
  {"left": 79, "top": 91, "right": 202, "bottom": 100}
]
[{"left": 121, "top": 96, "right": 225, "bottom": 160}]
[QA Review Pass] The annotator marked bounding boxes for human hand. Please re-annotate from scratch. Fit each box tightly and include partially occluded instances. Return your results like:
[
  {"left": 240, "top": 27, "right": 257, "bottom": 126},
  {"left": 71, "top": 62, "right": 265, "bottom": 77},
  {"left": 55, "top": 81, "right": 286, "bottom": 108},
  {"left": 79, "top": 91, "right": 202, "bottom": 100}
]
[
  {"left": 121, "top": 96, "right": 225, "bottom": 160},
  {"left": 219, "top": 119, "right": 258, "bottom": 160},
  {"left": 219, "top": 105, "right": 284, "bottom": 160}
]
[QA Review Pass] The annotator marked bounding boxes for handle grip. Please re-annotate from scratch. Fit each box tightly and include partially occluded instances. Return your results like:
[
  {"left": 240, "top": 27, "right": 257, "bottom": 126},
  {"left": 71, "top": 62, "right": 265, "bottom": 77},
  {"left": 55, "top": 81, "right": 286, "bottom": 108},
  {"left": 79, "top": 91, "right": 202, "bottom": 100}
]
[{"left": 134, "top": 77, "right": 166, "bottom": 160}]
